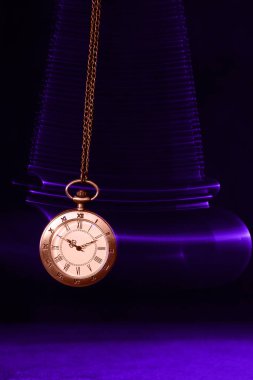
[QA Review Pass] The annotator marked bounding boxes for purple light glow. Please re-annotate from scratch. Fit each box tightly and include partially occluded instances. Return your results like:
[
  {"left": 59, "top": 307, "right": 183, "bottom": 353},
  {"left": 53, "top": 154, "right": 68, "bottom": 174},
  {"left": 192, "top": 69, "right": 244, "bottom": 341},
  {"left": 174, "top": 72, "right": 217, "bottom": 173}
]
[
  {"left": 24, "top": 173, "right": 219, "bottom": 209},
  {"left": 1, "top": 324, "right": 253, "bottom": 380},
  {"left": 28, "top": 189, "right": 213, "bottom": 203},
  {"left": 40, "top": 179, "right": 220, "bottom": 194},
  {"left": 117, "top": 230, "right": 251, "bottom": 244}
]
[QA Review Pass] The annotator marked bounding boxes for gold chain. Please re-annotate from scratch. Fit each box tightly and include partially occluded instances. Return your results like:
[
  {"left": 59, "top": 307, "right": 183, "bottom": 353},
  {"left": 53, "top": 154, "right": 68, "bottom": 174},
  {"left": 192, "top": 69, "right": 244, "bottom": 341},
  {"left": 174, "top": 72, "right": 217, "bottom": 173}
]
[{"left": 81, "top": 0, "right": 102, "bottom": 182}]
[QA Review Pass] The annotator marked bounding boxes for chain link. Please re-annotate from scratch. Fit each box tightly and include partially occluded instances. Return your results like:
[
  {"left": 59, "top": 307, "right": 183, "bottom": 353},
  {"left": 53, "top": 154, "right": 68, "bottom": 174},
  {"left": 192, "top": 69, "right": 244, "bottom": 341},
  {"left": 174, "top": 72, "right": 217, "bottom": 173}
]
[{"left": 81, "top": 0, "right": 102, "bottom": 182}]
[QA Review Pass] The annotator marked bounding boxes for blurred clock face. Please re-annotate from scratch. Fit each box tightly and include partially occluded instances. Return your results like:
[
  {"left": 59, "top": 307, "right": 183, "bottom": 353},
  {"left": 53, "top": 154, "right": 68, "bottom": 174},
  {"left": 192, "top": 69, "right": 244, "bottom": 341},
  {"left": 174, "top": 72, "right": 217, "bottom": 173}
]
[{"left": 40, "top": 210, "right": 117, "bottom": 287}]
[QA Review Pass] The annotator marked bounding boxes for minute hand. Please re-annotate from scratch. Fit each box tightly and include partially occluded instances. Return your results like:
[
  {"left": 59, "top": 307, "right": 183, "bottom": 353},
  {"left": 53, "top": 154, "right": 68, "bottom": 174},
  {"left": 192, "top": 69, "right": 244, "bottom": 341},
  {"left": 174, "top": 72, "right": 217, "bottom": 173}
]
[{"left": 81, "top": 240, "right": 97, "bottom": 248}]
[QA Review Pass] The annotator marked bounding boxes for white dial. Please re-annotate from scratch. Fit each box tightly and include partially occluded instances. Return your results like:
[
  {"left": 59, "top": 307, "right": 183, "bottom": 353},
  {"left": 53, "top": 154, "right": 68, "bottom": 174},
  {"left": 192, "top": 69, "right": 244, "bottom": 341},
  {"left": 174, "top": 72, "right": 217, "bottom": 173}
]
[
  {"left": 40, "top": 210, "right": 117, "bottom": 287},
  {"left": 52, "top": 218, "right": 108, "bottom": 278}
]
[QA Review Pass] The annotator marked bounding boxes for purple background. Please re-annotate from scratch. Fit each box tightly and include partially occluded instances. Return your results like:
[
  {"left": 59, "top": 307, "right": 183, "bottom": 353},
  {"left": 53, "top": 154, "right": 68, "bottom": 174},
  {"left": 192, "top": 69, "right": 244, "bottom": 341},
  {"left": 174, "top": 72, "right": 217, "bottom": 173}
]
[{"left": 2, "top": 1, "right": 253, "bottom": 378}]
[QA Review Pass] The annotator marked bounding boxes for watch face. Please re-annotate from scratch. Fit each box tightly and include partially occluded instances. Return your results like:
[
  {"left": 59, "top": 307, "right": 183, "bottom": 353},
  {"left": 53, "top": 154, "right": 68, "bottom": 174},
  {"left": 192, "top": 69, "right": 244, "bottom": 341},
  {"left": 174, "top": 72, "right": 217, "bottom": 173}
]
[{"left": 40, "top": 210, "right": 117, "bottom": 287}]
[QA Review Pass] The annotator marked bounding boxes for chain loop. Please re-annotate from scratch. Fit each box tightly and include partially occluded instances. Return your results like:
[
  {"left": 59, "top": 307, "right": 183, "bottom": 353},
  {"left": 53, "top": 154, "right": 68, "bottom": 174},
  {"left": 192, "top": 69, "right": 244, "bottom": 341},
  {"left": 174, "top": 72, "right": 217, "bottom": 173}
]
[
  {"left": 65, "top": 179, "right": 100, "bottom": 202},
  {"left": 81, "top": 0, "right": 102, "bottom": 182}
]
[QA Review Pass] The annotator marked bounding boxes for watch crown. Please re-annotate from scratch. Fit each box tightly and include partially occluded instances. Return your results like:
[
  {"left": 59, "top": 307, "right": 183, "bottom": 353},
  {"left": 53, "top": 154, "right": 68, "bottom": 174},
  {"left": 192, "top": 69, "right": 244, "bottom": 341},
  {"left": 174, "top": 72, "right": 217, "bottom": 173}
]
[
  {"left": 73, "top": 190, "right": 91, "bottom": 211},
  {"left": 76, "top": 190, "right": 87, "bottom": 198}
]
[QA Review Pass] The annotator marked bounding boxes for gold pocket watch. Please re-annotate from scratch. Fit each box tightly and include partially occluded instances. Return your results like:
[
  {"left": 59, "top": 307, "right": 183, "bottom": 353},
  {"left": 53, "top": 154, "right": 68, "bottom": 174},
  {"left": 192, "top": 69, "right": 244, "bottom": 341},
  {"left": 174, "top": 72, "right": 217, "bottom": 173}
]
[
  {"left": 40, "top": 180, "right": 117, "bottom": 287},
  {"left": 39, "top": 0, "right": 117, "bottom": 286}
]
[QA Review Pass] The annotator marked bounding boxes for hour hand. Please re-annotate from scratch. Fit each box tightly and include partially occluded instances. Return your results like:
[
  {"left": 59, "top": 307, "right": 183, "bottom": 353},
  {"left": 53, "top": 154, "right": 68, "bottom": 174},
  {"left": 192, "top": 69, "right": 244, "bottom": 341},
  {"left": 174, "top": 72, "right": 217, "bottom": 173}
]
[
  {"left": 66, "top": 239, "right": 83, "bottom": 250},
  {"left": 57, "top": 235, "right": 80, "bottom": 249}
]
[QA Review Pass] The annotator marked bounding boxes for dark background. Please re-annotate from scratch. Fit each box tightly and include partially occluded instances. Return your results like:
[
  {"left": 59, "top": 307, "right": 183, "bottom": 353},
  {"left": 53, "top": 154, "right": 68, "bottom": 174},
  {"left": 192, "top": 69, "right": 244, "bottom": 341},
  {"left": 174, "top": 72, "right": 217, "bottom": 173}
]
[{"left": 1, "top": 0, "right": 253, "bottom": 322}]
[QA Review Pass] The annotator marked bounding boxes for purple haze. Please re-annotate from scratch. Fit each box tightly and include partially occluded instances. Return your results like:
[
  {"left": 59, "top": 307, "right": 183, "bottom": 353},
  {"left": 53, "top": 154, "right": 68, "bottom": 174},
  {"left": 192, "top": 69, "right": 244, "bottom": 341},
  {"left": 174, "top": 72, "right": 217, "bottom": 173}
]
[{"left": 1, "top": 324, "right": 253, "bottom": 380}]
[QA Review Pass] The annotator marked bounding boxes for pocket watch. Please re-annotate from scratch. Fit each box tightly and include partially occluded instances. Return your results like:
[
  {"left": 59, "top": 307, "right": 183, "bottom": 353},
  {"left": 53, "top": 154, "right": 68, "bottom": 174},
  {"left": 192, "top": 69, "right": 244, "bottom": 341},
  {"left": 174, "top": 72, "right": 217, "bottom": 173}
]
[
  {"left": 39, "top": 0, "right": 117, "bottom": 286},
  {"left": 40, "top": 180, "right": 117, "bottom": 287}
]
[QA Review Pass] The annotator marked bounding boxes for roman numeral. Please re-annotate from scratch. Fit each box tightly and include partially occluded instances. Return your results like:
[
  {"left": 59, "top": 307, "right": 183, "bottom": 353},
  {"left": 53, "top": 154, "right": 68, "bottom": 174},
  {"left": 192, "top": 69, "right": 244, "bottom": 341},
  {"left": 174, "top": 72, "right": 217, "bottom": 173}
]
[
  {"left": 77, "top": 220, "right": 82, "bottom": 229},
  {"left": 61, "top": 216, "right": 67, "bottom": 222},
  {"left": 109, "top": 248, "right": 115, "bottom": 254},
  {"left": 54, "top": 255, "right": 63, "bottom": 263},
  {"left": 43, "top": 243, "right": 49, "bottom": 249},
  {"left": 52, "top": 245, "right": 59, "bottom": 250},
  {"left": 56, "top": 272, "right": 63, "bottom": 280},
  {"left": 65, "top": 223, "right": 70, "bottom": 231},
  {"left": 77, "top": 213, "right": 84, "bottom": 219},
  {"left": 49, "top": 228, "right": 54, "bottom": 234},
  {"left": 64, "top": 263, "right": 70, "bottom": 272},
  {"left": 87, "top": 264, "right": 92, "bottom": 272},
  {"left": 97, "top": 247, "right": 105, "bottom": 250},
  {"left": 76, "top": 266, "right": 81, "bottom": 275},
  {"left": 94, "top": 256, "right": 102, "bottom": 264},
  {"left": 46, "top": 259, "right": 52, "bottom": 268}
]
